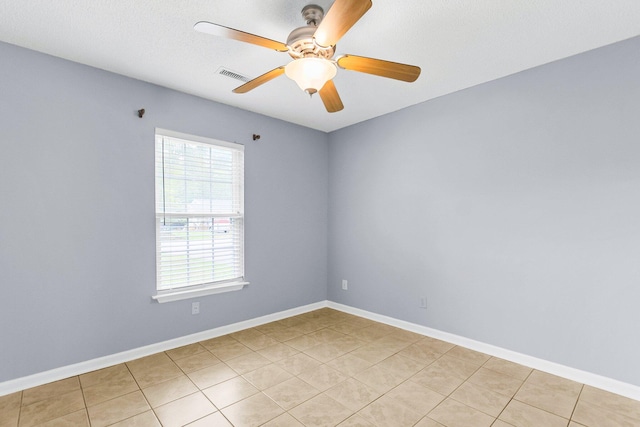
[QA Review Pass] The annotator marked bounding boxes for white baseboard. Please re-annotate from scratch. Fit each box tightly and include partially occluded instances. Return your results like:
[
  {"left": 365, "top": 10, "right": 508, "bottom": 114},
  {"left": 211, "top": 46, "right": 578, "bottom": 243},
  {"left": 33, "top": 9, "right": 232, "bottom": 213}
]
[
  {"left": 2, "top": 299, "right": 639, "bottom": 402},
  {"left": 327, "top": 301, "right": 640, "bottom": 402},
  {"left": 0, "top": 301, "right": 326, "bottom": 397}
]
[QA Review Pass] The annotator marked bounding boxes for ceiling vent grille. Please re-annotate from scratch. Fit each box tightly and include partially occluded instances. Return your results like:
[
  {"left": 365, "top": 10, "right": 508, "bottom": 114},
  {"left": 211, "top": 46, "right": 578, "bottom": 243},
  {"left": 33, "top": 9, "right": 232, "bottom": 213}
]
[{"left": 216, "top": 67, "right": 251, "bottom": 83}]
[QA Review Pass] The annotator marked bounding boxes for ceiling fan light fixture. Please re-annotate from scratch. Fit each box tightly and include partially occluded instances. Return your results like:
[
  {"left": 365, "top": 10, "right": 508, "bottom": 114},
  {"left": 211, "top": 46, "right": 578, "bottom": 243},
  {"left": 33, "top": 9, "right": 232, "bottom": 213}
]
[{"left": 285, "top": 57, "right": 336, "bottom": 95}]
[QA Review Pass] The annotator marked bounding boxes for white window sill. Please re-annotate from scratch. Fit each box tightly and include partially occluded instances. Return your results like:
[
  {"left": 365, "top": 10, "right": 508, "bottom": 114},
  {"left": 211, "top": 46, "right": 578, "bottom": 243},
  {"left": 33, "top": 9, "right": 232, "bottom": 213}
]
[{"left": 152, "top": 281, "right": 249, "bottom": 303}]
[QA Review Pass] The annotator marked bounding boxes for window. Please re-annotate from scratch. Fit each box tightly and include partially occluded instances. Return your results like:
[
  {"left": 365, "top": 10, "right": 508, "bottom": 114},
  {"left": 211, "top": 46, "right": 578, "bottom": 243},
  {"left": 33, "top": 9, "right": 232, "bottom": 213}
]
[{"left": 153, "top": 129, "right": 246, "bottom": 302}]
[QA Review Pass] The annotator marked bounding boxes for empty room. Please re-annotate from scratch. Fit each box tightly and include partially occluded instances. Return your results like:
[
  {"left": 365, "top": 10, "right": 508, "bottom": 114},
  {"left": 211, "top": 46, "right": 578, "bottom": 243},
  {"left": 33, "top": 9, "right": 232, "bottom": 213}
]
[{"left": 1, "top": 1, "right": 639, "bottom": 426}]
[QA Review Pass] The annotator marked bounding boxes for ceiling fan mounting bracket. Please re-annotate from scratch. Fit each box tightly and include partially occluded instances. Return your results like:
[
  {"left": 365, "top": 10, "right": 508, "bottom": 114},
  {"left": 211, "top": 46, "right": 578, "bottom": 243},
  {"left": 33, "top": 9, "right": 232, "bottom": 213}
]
[{"left": 301, "top": 4, "right": 324, "bottom": 26}]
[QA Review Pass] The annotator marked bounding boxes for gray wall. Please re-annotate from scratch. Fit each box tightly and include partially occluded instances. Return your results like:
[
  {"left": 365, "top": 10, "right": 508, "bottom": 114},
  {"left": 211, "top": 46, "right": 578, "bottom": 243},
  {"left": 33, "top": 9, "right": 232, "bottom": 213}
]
[
  {"left": 0, "top": 41, "right": 329, "bottom": 382},
  {"left": 328, "top": 36, "right": 640, "bottom": 386}
]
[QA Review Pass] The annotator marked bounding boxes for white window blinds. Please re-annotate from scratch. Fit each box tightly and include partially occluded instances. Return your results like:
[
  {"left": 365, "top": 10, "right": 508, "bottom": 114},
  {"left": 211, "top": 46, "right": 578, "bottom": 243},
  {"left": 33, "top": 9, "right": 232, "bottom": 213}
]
[{"left": 155, "top": 129, "right": 244, "bottom": 291}]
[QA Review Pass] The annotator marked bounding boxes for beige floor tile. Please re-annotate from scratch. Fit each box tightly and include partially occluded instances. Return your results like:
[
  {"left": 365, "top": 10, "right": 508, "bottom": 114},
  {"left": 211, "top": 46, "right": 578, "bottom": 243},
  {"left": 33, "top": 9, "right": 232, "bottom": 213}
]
[
  {"left": 185, "top": 411, "right": 232, "bottom": 426},
  {"left": 410, "top": 364, "right": 466, "bottom": 395},
  {"left": 199, "top": 335, "right": 238, "bottom": 351},
  {"left": 306, "top": 328, "right": 347, "bottom": 343},
  {"left": 237, "top": 333, "right": 280, "bottom": 351},
  {"left": 467, "top": 366, "right": 524, "bottom": 397},
  {"left": 351, "top": 343, "right": 398, "bottom": 363},
  {"left": 332, "top": 336, "right": 366, "bottom": 353},
  {"left": 416, "top": 336, "right": 456, "bottom": 354},
  {"left": 154, "top": 392, "right": 216, "bottom": 427},
  {"left": 230, "top": 328, "right": 263, "bottom": 342},
  {"left": 276, "top": 352, "right": 322, "bottom": 375},
  {"left": 225, "top": 352, "right": 271, "bottom": 374},
  {"left": 86, "top": 390, "right": 149, "bottom": 427},
  {"left": 579, "top": 385, "right": 640, "bottom": 420},
  {"left": 141, "top": 374, "right": 198, "bottom": 408},
  {"left": 568, "top": 422, "right": 586, "bottom": 427},
  {"left": 109, "top": 410, "right": 160, "bottom": 427},
  {"left": 330, "top": 322, "right": 367, "bottom": 335},
  {"left": 173, "top": 351, "right": 220, "bottom": 373},
  {"left": 254, "top": 321, "right": 286, "bottom": 334},
  {"left": 304, "top": 343, "right": 347, "bottom": 363},
  {"left": 338, "top": 414, "right": 376, "bottom": 426},
  {"left": 431, "top": 354, "right": 481, "bottom": 378},
  {"left": 208, "top": 341, "right": 252, "bottom": 361},
  {"left": 284, "top": 334, "right": 322, "bottom": 351},
  {"left": 450, "top": 381, "right": 510, "bottom": 417},
  {"left": 350, "top": 324, "right": 396, "bottom": 341},
  {"left": 257, "top": 343, "right": 300, "bottom": 362},
  {"left": 289, "top": 394, "right": 353, "bottom": 427},
  {"left": 499, "top": 399, "right": 568, "bottom": 427},
  {"left": 221, "top": 392, "right": 284, "bottom": 427},
  {"left": 202, "top": 376, "right": 259, "bottom": 409},
  {"left": 413, "top": 417, "right": 446, "bottom": 427},
  {"left": 187, "top": 363, "right": 238, "bottom": 389},
  {"left": 572, "top": 399, "right": 640, "bottom": 427},
  {"left": 165, "top": 343, "right": 207, "bottom": 361},
  {"left": 18, "top": 389, "right": 85, "bottom": 427},
  {"left": 82, "top": 367, "right": 139, "bottom": 407},
  {"left": 126, "top": 353, "right": 173, "bottom": 373},
  {"left": 445, "top": 346, "right": 491, "bottom": 365},
  {"left": 261, "top": 413, "right": 304, "bottom": 427},
  {"left": 353, "top": 364, "right": 407, "bottom": 394},
  {"left": 79, "top": 364, "right": 127, "bottom": 388},
  {"left": 525, "top": 370, "right": 582, "bottom": 395},
  {"left": 264, "top": 377, "right": 320, "bottom": 410},
  {"left": 397, "top": 343, "right": 441, "bottom": 365},
  {"left": 0, "top": 391, "right": 22, "bottom": 427},
  {"left": 427, "top": 398, "right": 495, "bottom": 427},
  {"left": 385, "top": 381, "right": 445, "bottom": 416},
  {"left": 242, "top": 363, "right": 293, "bottom": 390},
  {"left": 38, "top": 409, "right": 89, "bottom": 427},
  {"left": 326, "top": 353, "right": 374, "bottom": 377},
  {"left": 377, "top": 328, "right": 424, "bottom": 345},
  {"left": 515, "top": 380, "right": 580, "bottom": 418},
  {"left": 491, "top": 420, "right": 516, "bottom": 427},
  {"left": 376, "top": 353, "right": 426, "bottom": 379},
  {"left": 298, "top": 363, "right": 350, "bottom": 391},
  {"left": 21, "top": 377, "right": 80, "bottom": 406},
  {"left": 127, "top": 358, "right": 183, "bottom": 389},
  {"left": 358, "top": 395, "right": 423, "bottom": 427},
  {"left": 265, "top": 327, "right": 304, "bottom": 342},
  {"left": 290, "top": 321, "right": 325, "bottom": 335},
  {"left": 324, "top": 378, "right": 381, "bottom": 412},
  {"left": 483, "top": 357, "right": 533, "bottom": 381}
]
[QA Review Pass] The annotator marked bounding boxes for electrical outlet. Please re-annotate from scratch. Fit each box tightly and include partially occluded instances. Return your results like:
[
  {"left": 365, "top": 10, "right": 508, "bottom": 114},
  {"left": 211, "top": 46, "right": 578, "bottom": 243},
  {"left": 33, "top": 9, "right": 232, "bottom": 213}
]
[
  {"left": 341, "top": 279, "right": 348, "bottom": 290},
  {"left": 192, "top": 302, "right": 200, "bottom": 315},
  {"left": 419, "top": 296, "right": 427, "bottom": 309}
]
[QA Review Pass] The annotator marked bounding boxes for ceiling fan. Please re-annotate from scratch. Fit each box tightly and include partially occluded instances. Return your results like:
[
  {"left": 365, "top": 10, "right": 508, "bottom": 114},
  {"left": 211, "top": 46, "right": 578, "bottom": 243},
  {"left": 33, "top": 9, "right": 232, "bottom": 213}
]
[{"left": 194, "top": 0, "right": 421, "bottom": 113}]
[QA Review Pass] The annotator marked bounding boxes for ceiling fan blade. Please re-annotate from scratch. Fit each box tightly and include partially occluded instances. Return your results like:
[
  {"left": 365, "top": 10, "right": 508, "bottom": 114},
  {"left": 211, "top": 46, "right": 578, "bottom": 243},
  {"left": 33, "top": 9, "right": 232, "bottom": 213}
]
[
  {"left": 337, "top": 54, "right": 421, "bottom": 82},
  {"left": 232, "top": 67, "right": 285, "bottom": 93},
  {"left": 194, "top": 21, "right": 289, "bottom": 52},
  {"left": 319, "top": 80, "right": 344, "bottom": 113},
  {"left": 313, "top": 0, "right": 372, "bottom": 48}
]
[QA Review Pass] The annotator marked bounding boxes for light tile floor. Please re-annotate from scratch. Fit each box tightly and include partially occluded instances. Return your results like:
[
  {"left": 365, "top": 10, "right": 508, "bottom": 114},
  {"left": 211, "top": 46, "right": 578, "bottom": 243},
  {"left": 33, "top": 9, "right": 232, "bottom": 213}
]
[{"left": 2, "top": 308, "right": 640, "bottom": 426}]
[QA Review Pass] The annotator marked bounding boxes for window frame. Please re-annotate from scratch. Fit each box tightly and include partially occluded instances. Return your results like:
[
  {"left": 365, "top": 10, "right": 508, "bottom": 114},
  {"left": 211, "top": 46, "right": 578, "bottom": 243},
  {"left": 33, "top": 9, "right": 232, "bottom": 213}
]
[{"left": 152, "top": 128, "right": 248, "bottom": 303}]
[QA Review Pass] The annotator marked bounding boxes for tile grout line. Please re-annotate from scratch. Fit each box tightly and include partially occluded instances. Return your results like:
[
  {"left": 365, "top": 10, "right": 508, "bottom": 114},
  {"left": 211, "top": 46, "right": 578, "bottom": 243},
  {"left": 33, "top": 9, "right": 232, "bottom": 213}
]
[{"left": 568, "top": 384, "right": 585, "bottom": 426}]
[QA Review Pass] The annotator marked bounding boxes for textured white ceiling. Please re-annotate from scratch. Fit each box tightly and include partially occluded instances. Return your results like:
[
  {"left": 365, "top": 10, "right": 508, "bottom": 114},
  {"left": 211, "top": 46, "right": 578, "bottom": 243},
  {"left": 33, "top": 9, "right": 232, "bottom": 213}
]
[{"left": 1, "top": 0, "right": 639, "bottom": 132}]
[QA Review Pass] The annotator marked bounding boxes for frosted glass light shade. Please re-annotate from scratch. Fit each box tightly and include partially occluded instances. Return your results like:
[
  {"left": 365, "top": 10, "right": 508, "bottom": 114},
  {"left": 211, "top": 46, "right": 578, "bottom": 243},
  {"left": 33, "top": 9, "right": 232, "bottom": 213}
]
[{"left": 285, "top": 57, "right": 337, "bottom": 94}]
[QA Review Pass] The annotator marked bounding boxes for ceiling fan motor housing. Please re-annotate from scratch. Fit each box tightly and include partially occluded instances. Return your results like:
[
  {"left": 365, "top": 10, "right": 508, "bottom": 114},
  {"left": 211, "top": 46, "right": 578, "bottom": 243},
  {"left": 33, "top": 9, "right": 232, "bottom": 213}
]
[{"left": 286, "top": 5, "right": 335, "bottom": 60}]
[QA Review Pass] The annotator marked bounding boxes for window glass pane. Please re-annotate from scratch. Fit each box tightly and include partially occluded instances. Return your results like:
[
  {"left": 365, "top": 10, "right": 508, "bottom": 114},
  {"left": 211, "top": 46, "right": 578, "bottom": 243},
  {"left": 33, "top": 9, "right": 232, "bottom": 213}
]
[{"left": 155, "top": 130, "right": 244, "bottom": 291}]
